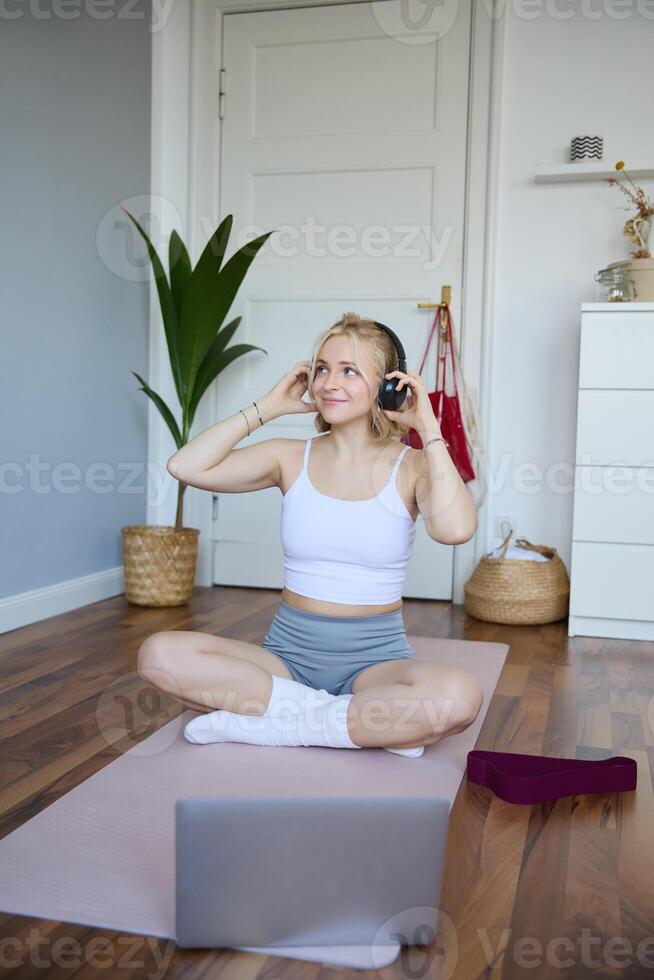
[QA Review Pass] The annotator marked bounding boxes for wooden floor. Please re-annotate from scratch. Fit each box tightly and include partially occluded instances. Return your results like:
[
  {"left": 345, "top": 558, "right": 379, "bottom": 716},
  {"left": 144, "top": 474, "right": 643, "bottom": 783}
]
[{"left": 1, "top": 587, "right": 652, "bottom": 980}]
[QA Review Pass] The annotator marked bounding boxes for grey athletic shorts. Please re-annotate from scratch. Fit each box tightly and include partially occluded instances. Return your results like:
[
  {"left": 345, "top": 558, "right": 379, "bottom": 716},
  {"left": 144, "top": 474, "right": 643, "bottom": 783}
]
[{"left": 261, "top": 599, "right": 417, "bottom": 696}]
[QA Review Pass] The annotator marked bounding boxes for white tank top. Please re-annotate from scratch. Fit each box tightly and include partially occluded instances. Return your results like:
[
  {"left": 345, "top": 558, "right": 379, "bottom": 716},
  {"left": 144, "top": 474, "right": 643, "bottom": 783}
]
[{"left": 281, "top": 435, "right": 417, "bottom": 605}]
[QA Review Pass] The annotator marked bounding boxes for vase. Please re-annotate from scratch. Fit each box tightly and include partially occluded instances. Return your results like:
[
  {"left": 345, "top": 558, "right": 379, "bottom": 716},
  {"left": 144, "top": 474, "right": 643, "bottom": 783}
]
[
  {"left": 632, "top": 213, "right": 652, "bottom": 255},
  {"left": 570, "top": 135, "right": 603, "bottom": 161}
]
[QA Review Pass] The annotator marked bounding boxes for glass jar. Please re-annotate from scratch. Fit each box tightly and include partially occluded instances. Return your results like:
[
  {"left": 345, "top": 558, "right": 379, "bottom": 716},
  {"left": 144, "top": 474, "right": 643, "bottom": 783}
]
[{"left": 594, "top": 262, "right": 636, "bottom": 302}]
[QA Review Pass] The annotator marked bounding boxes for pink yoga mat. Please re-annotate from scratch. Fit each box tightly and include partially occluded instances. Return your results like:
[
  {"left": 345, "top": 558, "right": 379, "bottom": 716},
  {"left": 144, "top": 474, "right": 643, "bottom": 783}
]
[{"left": 0, "top": 635, "right": 509, "bottom": 970}]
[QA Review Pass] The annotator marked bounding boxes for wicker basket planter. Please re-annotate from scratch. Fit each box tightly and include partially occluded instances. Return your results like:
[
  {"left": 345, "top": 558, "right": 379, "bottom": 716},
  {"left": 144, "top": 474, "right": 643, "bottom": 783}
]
[
  {"left": 464, "top": 529, "right": 570, "bottom": 625},
  {"left": 122, "top": 525, "right": 200, "bottom": 607},
  {"left": 120, "top": 212, "right": 271, "bottom": 610}
]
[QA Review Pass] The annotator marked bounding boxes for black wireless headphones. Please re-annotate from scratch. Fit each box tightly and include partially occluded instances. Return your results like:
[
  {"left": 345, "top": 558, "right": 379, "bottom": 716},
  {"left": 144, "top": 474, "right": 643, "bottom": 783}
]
[{"left": 373, "top": 321, "right": 408, "bottom": 412}]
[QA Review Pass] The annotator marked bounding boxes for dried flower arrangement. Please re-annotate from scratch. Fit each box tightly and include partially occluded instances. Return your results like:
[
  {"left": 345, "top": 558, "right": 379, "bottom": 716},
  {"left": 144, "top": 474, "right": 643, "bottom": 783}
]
[{"left": 604, "top": 161, "right": 654, "bottom": 258}]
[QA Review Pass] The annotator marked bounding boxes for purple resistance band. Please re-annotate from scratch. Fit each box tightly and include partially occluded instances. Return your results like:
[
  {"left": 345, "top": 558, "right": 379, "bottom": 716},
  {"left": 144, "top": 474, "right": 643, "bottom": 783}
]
[{"left": 466, "top": 750, "right": 637, "bottom": 805}]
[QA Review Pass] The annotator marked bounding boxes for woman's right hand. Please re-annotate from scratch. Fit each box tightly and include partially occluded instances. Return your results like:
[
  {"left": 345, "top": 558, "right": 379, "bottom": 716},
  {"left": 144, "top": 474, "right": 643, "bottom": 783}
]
[{"left": 263, "top": 361, "right": 317, "bottom": 417}]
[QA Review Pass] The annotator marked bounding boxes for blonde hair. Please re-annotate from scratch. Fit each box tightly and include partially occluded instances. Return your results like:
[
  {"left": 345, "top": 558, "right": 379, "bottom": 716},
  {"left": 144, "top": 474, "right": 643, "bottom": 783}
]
[{"left": 308, "top": 312, "right": 412, "bottom": 443}]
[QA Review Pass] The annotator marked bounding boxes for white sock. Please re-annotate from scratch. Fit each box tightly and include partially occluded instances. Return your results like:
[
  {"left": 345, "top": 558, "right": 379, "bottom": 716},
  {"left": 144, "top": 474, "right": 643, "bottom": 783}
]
[
  {"left": 385, "top": 746, "right": 425, "bottom": 758},
  {"left": 250, "top": 674, "right": 334, "bottom": 713},
  {"left": 184, "top": 683, "right": 360, "bottom": 749},
  {"left": 184, "top": 673, "right": 424, "bottom": 755}
]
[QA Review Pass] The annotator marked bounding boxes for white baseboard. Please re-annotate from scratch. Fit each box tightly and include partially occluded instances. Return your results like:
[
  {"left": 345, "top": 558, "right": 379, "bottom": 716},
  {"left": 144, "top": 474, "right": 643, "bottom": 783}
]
[{"left": 0, "top": 567, "right": 125, "bottom": 636}]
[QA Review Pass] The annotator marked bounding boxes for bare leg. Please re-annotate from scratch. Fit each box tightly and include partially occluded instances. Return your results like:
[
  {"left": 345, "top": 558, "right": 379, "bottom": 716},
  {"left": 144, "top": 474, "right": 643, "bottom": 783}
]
[
  {"left": 138, "top": 633, "right": 483, "bottom": 751},
  {"left": 346, "top": 661, "right": 483, "bottom": 750},
  {"left": 343, "top": 681, "right": 440, "bottom": 749},
  {"left": 137, "top": 630, "right": 295, "bottom": 716}
]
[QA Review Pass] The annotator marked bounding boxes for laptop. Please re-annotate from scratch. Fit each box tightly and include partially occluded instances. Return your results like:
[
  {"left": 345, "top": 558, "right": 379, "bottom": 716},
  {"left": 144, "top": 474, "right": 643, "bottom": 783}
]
[{"left": 175, "top": 795, "right": 450, "bottom": 950}]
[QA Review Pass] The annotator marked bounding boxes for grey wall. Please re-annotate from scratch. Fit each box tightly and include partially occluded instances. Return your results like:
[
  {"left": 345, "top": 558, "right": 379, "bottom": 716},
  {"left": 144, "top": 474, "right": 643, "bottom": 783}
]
[{"left": 1, "top": 1, "right": 151, "bottom": 599}]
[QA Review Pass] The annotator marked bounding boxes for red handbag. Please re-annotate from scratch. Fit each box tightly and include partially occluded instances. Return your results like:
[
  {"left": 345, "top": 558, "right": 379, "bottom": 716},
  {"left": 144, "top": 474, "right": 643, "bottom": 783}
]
[{"left": 401, "top": 304, "right": 476, "bottom": 483}]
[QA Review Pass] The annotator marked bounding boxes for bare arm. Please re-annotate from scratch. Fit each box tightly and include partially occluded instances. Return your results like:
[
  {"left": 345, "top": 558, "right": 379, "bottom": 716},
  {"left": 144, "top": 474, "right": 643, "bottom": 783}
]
[
  {"left": 167, "top": 360, "right": 315, "bottom": 494},
  {"left": 166, "top": 395, "right": 282, "bottom": 492}
]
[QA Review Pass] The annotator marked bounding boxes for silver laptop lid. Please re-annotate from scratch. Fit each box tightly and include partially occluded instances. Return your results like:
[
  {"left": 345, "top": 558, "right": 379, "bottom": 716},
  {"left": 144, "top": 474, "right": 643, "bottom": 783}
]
[{"left": 176, "top": 795, "right": 449, "bottom": 949}]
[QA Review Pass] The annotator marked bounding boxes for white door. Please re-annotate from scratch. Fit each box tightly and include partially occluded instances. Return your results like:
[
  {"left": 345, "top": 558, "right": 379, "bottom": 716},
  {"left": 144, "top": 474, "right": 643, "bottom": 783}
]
[{"left": 213, "top": 0, "right": 471, "bottom": 600}]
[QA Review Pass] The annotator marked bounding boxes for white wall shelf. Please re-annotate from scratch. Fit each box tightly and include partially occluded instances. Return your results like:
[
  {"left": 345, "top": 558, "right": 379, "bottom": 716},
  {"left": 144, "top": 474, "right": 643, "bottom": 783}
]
[{"left": 534, "top": 161, "right": 654, "bottom": 183}]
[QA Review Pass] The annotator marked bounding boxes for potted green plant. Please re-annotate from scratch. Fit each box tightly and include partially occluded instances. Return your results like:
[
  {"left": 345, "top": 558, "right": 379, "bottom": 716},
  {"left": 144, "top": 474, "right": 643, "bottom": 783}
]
[{"left": 121, "top": 212, "right": 273, "bottom": 606}]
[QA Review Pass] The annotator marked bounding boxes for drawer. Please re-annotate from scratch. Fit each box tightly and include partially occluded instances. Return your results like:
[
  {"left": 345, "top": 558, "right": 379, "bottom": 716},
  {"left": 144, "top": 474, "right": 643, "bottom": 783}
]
[
  {"left": 580, "top": 313, "right": 654, "bottom": 388},
  {"left": 570, "top": 541, "right": 654, "bottom": 621},
  {"left": 572, "top": 466, "right": 654, "bottom": 545},
  {"left": 575, "top": 390, "right": 654, "bottom": 466}
]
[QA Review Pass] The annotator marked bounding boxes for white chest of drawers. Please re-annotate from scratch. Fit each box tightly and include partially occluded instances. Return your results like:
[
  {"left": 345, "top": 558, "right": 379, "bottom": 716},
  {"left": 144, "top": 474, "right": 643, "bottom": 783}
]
[{"left": 569, "top": 303, "right": 654, "bottom": 641}]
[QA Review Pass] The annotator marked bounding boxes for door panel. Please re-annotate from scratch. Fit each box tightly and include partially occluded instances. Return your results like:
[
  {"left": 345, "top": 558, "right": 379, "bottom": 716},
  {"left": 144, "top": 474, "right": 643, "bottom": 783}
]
[{"left": 215, "top": 0, "right": 472, "bottom": 600}]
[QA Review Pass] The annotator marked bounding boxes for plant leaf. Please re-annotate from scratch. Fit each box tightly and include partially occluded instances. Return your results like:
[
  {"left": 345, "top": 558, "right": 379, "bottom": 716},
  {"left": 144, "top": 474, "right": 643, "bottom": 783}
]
[
  {"left": 187, "top": 315, "right": 241, "bottom": 420},
  {"left": 194, "top": 213, "right": 233, "bottom": 277},
  {"left": 123, "top": 208, "right": 185, "bottom": 406},
  {"left": 187, "top": 340, "right": 267, "bottom": 425},
  {"left": 176, "top": 216, "right": 233, "bottom": 396},
  {"left": 179, "top": 226, "right": 275, "bottom": 405},
  {"left": 212, "top": 314, "right": 243, "bottom": 356},
  {"left": 132, "top": 371, "right": 183, "bottom": 449},
  {"left": 169, "top": 230, "right": 192, "bottom": 320}
]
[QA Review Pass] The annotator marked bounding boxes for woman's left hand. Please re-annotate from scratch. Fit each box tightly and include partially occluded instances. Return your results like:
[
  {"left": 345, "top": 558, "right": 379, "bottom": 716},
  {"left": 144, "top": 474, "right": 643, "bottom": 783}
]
[{"left": 382, "top": 369, "right": 440, "bottom": 432}]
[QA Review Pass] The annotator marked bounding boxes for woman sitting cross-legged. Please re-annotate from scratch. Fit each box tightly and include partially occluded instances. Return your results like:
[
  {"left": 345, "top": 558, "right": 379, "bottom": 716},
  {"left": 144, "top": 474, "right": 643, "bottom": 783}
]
[{"left": 138, "top": 312, "right": 482, "bottom": 758}]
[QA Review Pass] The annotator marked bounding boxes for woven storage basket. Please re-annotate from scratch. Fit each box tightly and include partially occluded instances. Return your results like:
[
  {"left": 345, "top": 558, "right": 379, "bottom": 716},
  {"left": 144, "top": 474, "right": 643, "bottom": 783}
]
[
  {"left": 464, "top": 527, "right": 570, "bottom": 625},
  {"left": 122, "top": 525, "right": 199, "bottom": 607}
]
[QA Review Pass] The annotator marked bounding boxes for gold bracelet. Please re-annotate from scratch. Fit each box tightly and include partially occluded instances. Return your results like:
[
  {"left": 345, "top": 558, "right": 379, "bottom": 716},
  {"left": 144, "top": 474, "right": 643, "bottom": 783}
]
[{"left": 239, "top": 402, "right": 264, "bottom": 437}]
